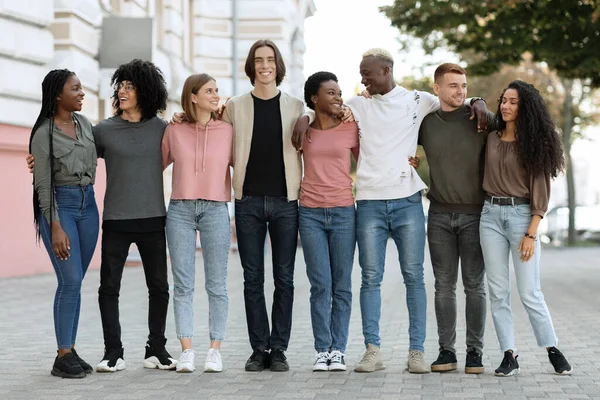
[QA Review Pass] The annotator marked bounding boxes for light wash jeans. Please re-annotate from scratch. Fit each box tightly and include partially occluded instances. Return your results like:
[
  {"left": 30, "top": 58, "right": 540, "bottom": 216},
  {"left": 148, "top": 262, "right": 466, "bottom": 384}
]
[
  {"left": 166, "top": 199, "right": 230, "bottom": 341},
  {"left": 479, "top": 199, "right": 558, "bottom": 352},
  {"left": 356, "top": 191, "right": 427, "bottom": 352},
  {"left": 299, "top": 205, "right": 355, "bottom": 353}
]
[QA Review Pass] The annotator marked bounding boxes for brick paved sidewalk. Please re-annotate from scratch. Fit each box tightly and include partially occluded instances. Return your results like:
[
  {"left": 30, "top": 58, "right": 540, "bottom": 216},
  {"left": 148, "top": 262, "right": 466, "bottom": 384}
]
[{"left": 0, "top": 244, "right": 599, "bottom": 399}]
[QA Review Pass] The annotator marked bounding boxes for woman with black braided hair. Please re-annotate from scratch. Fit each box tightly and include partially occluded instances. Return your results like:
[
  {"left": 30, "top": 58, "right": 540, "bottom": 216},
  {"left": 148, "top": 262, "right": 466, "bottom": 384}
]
[
  {"left": 30, "top": 69, "right": 99, "bottom": 378},
  {"left": 479, "top": 80, "right": 572, "bottom": 377}
]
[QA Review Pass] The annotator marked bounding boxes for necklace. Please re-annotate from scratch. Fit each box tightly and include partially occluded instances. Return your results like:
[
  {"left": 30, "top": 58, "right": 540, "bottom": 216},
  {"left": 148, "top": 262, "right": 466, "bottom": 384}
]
[{"left": 54, "top": 118, "right": 74, "bottom": 125}]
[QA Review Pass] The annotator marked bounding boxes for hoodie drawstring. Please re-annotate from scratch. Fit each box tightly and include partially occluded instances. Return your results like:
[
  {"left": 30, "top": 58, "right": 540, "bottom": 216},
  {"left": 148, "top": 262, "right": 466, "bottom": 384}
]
[
  {"left": 195, "top": 123, "right": 199, "bottom": 176},
  {"left": 203, "top": 124, "right": 208, "bottom": 173}
]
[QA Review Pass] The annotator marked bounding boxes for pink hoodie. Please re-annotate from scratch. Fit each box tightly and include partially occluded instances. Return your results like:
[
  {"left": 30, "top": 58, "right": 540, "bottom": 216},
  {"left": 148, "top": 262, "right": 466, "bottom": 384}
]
[{"left": 162, "top": 119, "right": 233, "bottom": 201}]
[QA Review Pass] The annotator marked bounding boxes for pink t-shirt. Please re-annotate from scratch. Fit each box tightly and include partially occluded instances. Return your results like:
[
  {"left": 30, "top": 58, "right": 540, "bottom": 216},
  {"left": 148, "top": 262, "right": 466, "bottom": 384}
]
[
  {"left": 300, "top": 122, "right": 360, "bottom": 208},
  {"left": 162, "top": 119, "right": 233, "bottom": 201}
]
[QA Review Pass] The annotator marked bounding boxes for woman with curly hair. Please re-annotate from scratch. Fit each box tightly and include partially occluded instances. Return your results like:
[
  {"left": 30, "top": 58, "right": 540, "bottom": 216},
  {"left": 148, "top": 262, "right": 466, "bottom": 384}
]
[
  {"left": 30, "top": 69, "right": 98, "bottom": 378},
  {"left": 93, "top": 59, "right": 177, "bottom": 372},
  {"left": 162, "top": 73, "right": 232, "bottom": 373},
  {"left": 480, "top": 80, "right": 572, "bottom": 376}
]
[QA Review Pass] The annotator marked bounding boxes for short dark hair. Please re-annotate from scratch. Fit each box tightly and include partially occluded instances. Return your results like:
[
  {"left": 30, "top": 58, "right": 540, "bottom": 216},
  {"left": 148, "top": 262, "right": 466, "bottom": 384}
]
[
  {"left": 304, "top": 71, "right": 338, "bottom": 110},
  {"left": 434, "top": 63, "right": 466, "bottom": 83},
  {"left": 244, "top": 39, "right": 286, "bottom": 86},
  {"left": 110, "top": 59, "right": 168, "bottom": 120}
]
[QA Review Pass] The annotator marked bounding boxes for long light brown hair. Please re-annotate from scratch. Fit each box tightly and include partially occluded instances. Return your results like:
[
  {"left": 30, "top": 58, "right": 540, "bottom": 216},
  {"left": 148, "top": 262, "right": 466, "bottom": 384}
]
[{"left": 181, "top": 73, "right": 217, "bottom": 123}]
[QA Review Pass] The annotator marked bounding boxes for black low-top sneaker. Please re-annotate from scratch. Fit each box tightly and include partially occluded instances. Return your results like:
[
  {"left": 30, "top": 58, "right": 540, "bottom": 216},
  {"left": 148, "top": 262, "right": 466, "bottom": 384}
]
[
  {"left": 71, "top": 349, "right": 93, "bottom": 374},
  {"left": 51, "top": 352, "right": 86, "bottom": 379},
  {"left": 96, "top": 347, "right": 126, "bottom": 372},
  {"left": 431, "top": 349, "right": 457, "bottom": 372},
  {"left": 245, "top": 349, "right": 270, "bottom": 371},
  {"left": 548, "top": 347, "right": 572, "bottom": 375},
  {"left": 270, "top": 349, "right": 289, "bottom": 372},
  {"left": 495, "top": 351, "right": 520, "bottom": 377},
  {"left": 465, "top": 350, "right": 484, "bottom": 374},
  {"left": 143, "top": 345, "right": 177, "bottom": 370}
]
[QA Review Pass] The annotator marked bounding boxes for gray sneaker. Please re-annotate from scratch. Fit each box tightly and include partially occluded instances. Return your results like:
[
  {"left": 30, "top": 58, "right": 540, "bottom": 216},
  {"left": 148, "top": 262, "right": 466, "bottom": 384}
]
[
  {"left": 354, "top": 344, "right": 385, "bottom": 373},
  {"left": 407, "top": 350, "right": 430, "bottom": 374}
]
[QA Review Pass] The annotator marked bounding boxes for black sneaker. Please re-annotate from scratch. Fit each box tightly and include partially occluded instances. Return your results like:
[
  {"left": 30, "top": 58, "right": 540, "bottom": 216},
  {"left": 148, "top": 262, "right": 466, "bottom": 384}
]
[
  {"left": 465, "top": 350, "right": 484, "bottom": 374},
  {"left": 245, "top": 349, "right": 270, "bottom": 371},
  {"left": 494, "top": 351, "right": 520, "bottom": 376},
  {"left": 96, "top": 347, "right": 126, "bottom": 372},
  {"left": 143, "top": 344, "right": 177, "bottom": 370},
  {"left": 270, "top": 349, "right": 289, "bottom": 372},
  {"left": 51, "top": 352, "right": 86, "bottom": 379},
  {"left": 548, "top": 347, "right": 572, "bottom": 375},
  {"left": 430, "top": 349, "right": 457, "bottom": 372},
  {"left": 71, "top": 349, "right": 93, "bottom": 374}
]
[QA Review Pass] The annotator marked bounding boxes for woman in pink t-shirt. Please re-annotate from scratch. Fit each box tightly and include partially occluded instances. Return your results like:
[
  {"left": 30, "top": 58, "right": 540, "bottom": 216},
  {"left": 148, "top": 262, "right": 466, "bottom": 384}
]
[
  {"left": 299, "top": 72, "right": 360, "bottom": 371},
  {"left": 162, "top": 74, "right": 233, "bottom": 374}
]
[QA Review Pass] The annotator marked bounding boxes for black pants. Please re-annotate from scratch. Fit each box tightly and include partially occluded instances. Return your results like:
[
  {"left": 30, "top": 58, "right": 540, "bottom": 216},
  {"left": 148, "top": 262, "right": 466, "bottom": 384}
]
[
  {"left": 98, "top": 229, "right": 169, "bottom": 351},
  {"left": 234, "top": 196, "right": 298, "bottom": 351}
]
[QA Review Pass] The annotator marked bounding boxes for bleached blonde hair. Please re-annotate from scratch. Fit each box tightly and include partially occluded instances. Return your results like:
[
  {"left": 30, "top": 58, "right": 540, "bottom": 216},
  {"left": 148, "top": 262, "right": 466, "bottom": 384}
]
[{"left": 362, "top": 48, "right": 394, "bottom": 66}]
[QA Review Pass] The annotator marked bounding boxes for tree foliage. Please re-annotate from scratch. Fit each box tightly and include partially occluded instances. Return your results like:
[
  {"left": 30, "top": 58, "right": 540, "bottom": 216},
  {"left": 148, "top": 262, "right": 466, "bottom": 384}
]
[{"left": 382, "top": 0, "right": 600, "bottom": 86}]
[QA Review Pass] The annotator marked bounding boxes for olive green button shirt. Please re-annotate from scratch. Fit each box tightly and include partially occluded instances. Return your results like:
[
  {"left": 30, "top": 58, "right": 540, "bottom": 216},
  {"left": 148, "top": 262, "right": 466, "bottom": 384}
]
[{"left": 30, "top": 113, "right": 97, "bottom": 222}]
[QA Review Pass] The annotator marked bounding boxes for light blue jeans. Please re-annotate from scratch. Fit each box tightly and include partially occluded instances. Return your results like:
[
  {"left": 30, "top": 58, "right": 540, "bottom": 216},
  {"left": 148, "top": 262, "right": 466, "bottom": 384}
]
[
  {"left": 356, "top": 192, "right": 427, "bottom": 352},
  {"left": 299, "top": 205, "right": 355, "bottom": 353},
  {"left": 166, "top": 199, "right": 230, "bottom": 341},
  {"left": 479, "top": 200, "right": 558, "bottom": 352}
]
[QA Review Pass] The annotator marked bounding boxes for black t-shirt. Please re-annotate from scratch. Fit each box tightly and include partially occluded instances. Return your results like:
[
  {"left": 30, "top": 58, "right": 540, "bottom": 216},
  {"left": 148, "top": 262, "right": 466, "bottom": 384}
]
[{"left": 242, "top": 92, "right": 287, "bottom": 197}]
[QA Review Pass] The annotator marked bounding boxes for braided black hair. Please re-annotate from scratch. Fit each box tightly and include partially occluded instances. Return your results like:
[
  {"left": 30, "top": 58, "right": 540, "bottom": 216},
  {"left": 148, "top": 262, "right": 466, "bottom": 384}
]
[
  {"left": 29, "top": 69, "right": 75, "bottom": 240},
  {"left": 304, "top": 71, "right": 339, "bottom": 110},
  {"left": 110, "top": 59, "right": 168, "bottom": 120},
  {"left": 494, "top": 80, "right": 565, "bottom": 178}
]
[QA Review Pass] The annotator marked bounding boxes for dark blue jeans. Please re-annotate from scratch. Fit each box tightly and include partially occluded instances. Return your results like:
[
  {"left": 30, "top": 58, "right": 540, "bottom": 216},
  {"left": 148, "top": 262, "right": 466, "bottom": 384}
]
[
  {"left": 235, "top": 196, "right": 298, "bottom": 351},
  {"left": 427, "top": 212, "right": 486, "bottom": 354},
  {"left": 40, "top": 185, "right": 99, "bottom": 349},
  {"left": 299, "top": 205, "right": 355, "bottom": 353}
]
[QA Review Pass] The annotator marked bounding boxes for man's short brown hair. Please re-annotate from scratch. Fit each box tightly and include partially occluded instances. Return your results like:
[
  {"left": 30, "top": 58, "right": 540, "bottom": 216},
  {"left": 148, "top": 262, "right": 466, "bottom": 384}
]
[
  {"left": 434, "top": 63, "right": 466, "bottom": 83},
  {"left": 244, "top": 39, "right": 286, "bottom": 86}
]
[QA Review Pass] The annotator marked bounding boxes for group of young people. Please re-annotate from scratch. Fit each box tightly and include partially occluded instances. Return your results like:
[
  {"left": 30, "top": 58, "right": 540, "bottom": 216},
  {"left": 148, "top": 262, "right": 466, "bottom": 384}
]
[{"left": 28, "top": 38, "right": 572, "bottom": 380}]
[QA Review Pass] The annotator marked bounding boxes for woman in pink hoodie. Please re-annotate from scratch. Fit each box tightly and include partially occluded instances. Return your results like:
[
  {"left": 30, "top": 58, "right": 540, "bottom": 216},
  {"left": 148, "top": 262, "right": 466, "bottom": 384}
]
[{"left": 162, "top": 73, "right": 233, "bottom": 373}]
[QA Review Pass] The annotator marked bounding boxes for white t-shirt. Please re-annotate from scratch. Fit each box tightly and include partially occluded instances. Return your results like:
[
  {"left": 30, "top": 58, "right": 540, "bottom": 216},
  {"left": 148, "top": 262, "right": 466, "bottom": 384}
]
[{"left": 346, "top": 86, "right": 439, "bottom": 200}]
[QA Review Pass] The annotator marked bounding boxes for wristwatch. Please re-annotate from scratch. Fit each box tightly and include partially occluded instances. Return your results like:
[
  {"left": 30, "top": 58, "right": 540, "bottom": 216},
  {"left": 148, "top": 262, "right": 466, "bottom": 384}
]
[
  {"left": 470, "top": 97, "right": 486, "bottom": 106},
  {"left": 524, "top": 232, "right": 537, "bottom": 240}
]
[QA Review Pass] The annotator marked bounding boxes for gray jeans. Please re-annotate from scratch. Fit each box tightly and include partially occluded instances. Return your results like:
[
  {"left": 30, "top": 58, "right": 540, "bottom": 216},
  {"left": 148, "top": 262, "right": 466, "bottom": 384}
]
[{"left": 427, "top": 212, "right": 486, "bottom": 354}]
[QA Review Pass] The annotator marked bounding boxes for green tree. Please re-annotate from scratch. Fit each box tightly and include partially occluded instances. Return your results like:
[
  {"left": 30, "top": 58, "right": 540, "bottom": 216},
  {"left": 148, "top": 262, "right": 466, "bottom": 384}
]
[{"left": 383, "top": 0, "right": 600, "bottom": 245}]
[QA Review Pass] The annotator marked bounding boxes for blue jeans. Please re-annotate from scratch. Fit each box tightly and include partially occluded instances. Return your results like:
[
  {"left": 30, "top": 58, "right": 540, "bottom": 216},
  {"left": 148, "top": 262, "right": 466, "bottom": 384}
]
[
  {"left": 479, "top": 200, "right": 558, "bottom": 352},
  {"left": 356, "top": 191, "right": 427, "bottom": 351},
  {"left": 299, "top": 205, "right": 355, "bottom": 353},
  {"left": 427, "top": 212, "right": 486, "bottom": 354},
  {"left": 166, "top": 199, "right": 230, "bottom": 341},
  {"left": 39, "top": 185, "right": 99, "bottom": 349},
  {"left": 235, "top": 196, "right": 298, "bottom": 351}
]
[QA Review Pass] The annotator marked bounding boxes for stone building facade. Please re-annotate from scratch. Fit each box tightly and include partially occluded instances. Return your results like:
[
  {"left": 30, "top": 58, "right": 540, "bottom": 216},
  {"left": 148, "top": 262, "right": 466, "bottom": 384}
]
[{"left": 0, "top": 0, "right": 315, "bottom": 277}]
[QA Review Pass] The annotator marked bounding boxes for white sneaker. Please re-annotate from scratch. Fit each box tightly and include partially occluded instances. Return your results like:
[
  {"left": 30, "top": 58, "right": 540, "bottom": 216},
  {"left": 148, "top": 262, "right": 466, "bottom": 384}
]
[
  {"left": 96, "top": 348, "right": 126, "bottom": 373},
  {"left": 176, "top": 349, "right": 195, "bottom": 373},
  {"left": 312, "top": 352, "right": 329, "bottom": 371},
  {"left": 204, "top": 348, "right": 223, "bottom": 372},
  {"left": 329, "top": 350, "right": 347, "bottom": 371}
]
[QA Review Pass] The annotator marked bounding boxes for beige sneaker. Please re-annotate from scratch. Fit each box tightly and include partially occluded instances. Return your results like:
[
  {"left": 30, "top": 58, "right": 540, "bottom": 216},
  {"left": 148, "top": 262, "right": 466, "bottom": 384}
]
[
  {"left": 354, "top": 344, "right": 385, "bottom": 372},
  {"left": 407, "top": 350, "right": 430, "bottom": 374}
]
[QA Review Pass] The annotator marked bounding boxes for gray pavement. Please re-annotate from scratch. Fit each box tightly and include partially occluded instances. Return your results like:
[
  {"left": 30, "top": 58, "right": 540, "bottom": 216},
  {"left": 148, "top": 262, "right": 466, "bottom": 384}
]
[{"left": 1, "top": 242, "right": 599, "bottom": 399}]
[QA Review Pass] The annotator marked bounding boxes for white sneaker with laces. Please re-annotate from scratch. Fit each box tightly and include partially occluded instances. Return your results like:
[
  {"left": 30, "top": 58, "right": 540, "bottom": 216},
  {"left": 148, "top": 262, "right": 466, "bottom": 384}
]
[
  {"left": 204, "top": 348, "right": 223, "bottom": 372},
  {"left": 312, "top": 352, "right": 329, "bottom": 371},
  {"left": 329, "top": 350, "right": 346, "bottom": 371},
  {"left": 176, "top": 349, "right": 195, "bottom": 373}
]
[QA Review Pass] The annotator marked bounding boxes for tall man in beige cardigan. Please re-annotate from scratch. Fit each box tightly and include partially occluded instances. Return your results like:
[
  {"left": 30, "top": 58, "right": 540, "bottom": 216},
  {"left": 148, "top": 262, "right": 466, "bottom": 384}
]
[{"left": 222, "top": 39, "right": 304, "bottom": 372}]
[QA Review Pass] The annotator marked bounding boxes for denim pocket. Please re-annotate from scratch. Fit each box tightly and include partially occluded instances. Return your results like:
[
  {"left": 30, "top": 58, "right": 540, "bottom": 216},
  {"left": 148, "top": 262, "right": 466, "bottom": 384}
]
[
  {"left": 514, "top": 204, "right": 532, "bottom": 217},
  {"left": 235, "top": 195, "right": 252, "bottom": 203},
  {"left": 407, "top": 191, "right": 423, "bottom": 203},
  {"left": 356, "top": 200, "right": 369, "bottom": 206},
  {"left": 481, "top": 202, "right": 491, "bottom": 214}
]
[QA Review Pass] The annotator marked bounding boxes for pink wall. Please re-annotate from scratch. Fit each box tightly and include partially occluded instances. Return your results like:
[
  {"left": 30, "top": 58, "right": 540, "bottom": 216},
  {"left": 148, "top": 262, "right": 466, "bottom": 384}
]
[{"left": 0, "top": 123, "right": 106, "bottom": 278}]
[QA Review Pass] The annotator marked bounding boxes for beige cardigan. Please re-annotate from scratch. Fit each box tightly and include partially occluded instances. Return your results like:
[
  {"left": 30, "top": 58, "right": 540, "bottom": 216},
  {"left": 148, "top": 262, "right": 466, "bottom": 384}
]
[{"left": 223, "top": 91, "right": 304, "bottom": 201}]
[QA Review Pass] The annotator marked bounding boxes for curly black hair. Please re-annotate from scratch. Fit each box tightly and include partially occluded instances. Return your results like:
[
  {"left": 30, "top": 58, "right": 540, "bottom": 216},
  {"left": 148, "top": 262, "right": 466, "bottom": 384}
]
[
  {"left": 494, "top": 80, "right": 565, "bottom": 178},
  {"left": 110, "top": 59, "right": 168, "bottom": 120},
  {"left": 29, "top": 69, "right": 75, "bottom": 240},
  {"left": 304, "top": 71, "right": 338, "bottom": 110}
]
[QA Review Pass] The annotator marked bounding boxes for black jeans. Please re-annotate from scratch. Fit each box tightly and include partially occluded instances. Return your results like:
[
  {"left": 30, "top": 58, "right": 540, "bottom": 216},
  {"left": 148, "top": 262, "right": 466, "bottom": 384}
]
[
  {"left": 235, "top": 196, "right": 298, "bottom": 351},
  {"left": 98, "top": 229, "right": 169, "bottom": 351},
  {"left": 427, "top": 212, "right": 486, "bottom": 354}
]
